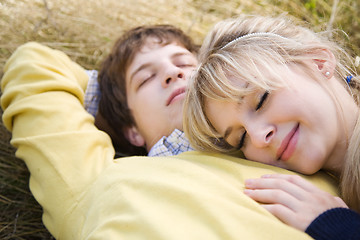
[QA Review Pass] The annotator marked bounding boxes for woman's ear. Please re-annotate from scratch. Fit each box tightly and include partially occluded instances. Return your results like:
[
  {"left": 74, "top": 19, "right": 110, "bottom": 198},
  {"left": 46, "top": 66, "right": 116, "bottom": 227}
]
[
  {"left": 124, "top": 126, "right": 146, "bottom": 147},
  {"left": 312, "top": 49, "right": 336, "bottom": 79}
]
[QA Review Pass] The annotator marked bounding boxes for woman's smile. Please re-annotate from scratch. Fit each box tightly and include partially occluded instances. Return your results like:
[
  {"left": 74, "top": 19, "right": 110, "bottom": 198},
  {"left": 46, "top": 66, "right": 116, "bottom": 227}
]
[{"left": 277, "top": 123, "right": 299, "bottom": 161}]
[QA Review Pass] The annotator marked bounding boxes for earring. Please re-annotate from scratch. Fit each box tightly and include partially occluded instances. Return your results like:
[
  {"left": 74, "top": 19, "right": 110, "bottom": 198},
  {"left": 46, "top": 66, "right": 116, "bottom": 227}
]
[
  {"left": 346, "top": 75, "right": 353, "bottom": 84},
  {"left": 325, "top": 71, "right": 330, "bottom": 76}
]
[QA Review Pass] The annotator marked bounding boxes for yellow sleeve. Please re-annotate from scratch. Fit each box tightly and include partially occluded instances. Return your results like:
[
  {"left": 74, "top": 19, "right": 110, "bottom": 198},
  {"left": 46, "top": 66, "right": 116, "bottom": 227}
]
[
  {"left": 1, "top": 43, "right": 336, "bottom": 240},
  {"left": 1, "top": 42, "right": 116, "bottom": 238}
]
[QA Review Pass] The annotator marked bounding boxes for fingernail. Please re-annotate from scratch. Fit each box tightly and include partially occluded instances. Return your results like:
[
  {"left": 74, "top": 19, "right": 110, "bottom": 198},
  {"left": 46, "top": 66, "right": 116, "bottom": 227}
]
[
  {"left": 244, "top": 179, "right": 253, "bottom": 187},
  {"left": 244, "top": 189, "right": 252, "bottom": 195}
]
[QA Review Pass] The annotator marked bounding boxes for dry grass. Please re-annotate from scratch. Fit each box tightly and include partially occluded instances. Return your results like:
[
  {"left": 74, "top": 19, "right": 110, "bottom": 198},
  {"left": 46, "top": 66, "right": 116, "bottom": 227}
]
[{"left": 0, "top": 0, "right": 359, "bottom": 239}]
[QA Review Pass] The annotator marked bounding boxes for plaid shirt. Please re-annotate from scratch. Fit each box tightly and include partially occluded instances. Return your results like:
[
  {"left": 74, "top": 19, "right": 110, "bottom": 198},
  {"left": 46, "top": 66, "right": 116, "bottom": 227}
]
[
  {"left": 84, "top": 70, "right": 100, "bottom": 117},
  {"left": 148, "top": 129, "right": 194, "bottom": 157},
  {"left": 84, "top": 70, "right": 193, "bottom": 157}
]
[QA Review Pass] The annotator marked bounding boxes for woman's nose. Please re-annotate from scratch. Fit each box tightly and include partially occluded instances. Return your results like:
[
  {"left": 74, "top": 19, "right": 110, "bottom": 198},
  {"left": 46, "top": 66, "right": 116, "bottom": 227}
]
[{"left": 246, "top": 123, "right": 275, "bottom": 148}]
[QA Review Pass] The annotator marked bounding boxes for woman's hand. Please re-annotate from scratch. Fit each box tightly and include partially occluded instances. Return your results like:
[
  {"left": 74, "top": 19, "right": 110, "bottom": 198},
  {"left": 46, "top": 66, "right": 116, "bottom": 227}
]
[{"left": 244, "top": 174, "right": 348, "bottom": 231}]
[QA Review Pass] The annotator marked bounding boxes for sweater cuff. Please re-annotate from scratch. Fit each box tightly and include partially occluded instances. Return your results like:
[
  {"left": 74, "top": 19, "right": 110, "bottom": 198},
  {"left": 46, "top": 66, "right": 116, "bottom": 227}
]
[{"left": 305, "top": 208, "right": 360, "bottom": 240}]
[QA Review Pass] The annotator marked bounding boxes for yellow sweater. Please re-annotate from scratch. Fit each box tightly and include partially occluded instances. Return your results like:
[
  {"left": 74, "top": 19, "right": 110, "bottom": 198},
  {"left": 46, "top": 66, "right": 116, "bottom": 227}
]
[{"left": 1, "top": 42, "right": 338, "bottom": 240}]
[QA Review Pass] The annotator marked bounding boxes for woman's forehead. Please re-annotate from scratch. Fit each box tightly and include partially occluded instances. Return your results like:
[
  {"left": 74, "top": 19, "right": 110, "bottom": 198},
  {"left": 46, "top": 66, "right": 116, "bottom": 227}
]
[{"left": 225, "top": 73, "right": 249, "bottom": 88}]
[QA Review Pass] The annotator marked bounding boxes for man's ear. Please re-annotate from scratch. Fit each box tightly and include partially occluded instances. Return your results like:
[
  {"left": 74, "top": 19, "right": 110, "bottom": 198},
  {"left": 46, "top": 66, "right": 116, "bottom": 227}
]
[
  {"left": 312, "top": 49, "right": 336, "bottom": 79},
  {"left": 124, "top": 126, "right": 145, "bottom": 147}
]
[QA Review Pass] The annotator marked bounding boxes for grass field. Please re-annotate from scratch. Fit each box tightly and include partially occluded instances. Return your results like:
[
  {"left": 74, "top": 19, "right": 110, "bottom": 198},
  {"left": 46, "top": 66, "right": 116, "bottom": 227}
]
[{"left": 0, "top": 0, "right": 359, "bottom": 239}]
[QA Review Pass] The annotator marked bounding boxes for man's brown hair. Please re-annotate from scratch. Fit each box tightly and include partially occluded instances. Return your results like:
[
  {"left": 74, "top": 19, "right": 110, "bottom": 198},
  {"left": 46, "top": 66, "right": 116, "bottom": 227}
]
[{"left": 97, "top": 24, "right": 199, "bottom": 156}]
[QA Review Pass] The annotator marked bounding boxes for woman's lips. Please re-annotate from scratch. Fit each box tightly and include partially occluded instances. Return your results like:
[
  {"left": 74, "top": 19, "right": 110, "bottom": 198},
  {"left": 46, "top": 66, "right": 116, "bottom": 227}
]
[
  {"left": 277, "top": 123, "right": 299, "bottom": 161},
  {"left": 166, "top": 87, "right": 186, "bottom": 106}
]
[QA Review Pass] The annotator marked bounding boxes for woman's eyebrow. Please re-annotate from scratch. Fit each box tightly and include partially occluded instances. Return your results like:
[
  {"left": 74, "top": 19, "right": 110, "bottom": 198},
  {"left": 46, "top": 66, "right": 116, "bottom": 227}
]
[
  {"left": 223, "top": 127, "right": 232, "bottom": 140},
  {"left": 221, "top": 83, "right": 249, "bottom": 141}
]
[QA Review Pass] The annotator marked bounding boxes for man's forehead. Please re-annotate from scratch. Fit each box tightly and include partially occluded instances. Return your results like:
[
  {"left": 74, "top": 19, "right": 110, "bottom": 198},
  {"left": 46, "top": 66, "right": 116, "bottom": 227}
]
[
  {"left": 141, "top": 37, "right": 167, "bottom": 49},
  {"left": 127, "top": 41, "right": 189, "bottom": 77},
  {"left": 137, "top": 37, "right": 183, "bottom": 53}
]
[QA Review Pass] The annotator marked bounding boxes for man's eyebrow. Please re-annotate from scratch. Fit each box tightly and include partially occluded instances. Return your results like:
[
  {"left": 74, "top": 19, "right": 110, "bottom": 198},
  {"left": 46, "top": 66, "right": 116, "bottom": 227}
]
[
  {"left": 223, "top": 127, "right": 232, "bottom": 140},
  {"left": 172, "top": 52, "right": 191, "bottom": 58},
  {"left": 129, "top": 51, "right": 192, "bottom": 82},
  {"left": 129, "top": 63, "right": 151, "bottom": 83}
]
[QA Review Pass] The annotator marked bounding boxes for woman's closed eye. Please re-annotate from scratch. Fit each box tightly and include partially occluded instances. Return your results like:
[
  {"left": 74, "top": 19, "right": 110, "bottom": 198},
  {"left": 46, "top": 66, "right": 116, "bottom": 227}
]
[
  {"left": 256, "top": 91, "right": 269, "bottom": 110},
  {"left": 237, "top": 130, "right": 247, "bottom": 149},
  {"left": 237, "top": 91, "right": 269, "bottom": 149}
]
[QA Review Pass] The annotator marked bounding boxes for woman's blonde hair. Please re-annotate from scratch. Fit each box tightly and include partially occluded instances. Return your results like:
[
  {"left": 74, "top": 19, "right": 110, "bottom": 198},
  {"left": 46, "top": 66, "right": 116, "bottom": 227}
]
[{"left": 183, "top": 14, "right": 360, "bottom": 211}]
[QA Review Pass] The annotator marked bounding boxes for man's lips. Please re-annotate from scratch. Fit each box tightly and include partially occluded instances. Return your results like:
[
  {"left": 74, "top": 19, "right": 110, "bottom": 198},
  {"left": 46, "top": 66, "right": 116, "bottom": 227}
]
[
  {"left": 166, "top": 87, "right": 186, "bottom": 106},
  {"left": 276, "top": 123, "right": 299, "bottom": 161}
]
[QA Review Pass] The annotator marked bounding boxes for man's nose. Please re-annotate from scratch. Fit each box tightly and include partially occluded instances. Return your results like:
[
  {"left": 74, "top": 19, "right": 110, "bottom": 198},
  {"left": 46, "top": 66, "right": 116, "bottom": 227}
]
[{"left": 161, "top": 66, "right": 185, "bottom": 88}]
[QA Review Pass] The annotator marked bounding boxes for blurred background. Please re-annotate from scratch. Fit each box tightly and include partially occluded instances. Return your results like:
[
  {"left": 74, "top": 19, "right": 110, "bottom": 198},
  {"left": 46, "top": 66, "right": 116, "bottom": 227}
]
[{"left": 0, "top": 0, "right": 359, "bottom": 239}]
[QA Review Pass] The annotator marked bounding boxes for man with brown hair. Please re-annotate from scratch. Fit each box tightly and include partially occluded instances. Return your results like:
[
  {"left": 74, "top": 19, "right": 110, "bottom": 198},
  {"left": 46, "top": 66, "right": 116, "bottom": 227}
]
[{"left": 90, "top": 25, "right": 199, "bottom": 156}]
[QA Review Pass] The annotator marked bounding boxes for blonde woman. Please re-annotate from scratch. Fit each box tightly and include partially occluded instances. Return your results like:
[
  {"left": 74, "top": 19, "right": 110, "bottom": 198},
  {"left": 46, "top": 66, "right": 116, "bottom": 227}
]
[{"left": 184, "top": 15, "right": 360, "bottom": 239}]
